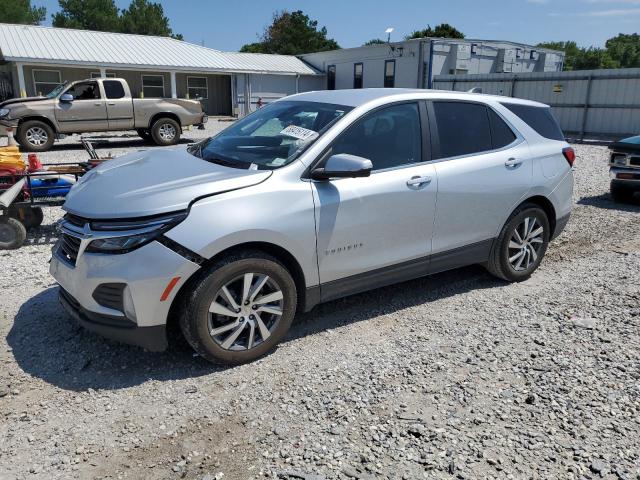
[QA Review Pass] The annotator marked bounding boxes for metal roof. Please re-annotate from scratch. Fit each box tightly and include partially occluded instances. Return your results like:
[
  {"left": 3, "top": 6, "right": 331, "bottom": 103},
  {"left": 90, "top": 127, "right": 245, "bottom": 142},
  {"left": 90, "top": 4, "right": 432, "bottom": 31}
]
[{"left": 0, "top": 23, "right": 320, "bottom": 75}]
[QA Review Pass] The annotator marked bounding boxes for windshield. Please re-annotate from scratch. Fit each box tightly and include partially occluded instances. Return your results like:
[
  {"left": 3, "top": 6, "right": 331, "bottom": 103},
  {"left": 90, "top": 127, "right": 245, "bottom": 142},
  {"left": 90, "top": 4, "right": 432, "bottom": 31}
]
[
  {"left": 46, "top": 82, "right": 68, "bottom": 99},
  {"left": 188, "top": 100, "right": 352, "bottom": 170}
]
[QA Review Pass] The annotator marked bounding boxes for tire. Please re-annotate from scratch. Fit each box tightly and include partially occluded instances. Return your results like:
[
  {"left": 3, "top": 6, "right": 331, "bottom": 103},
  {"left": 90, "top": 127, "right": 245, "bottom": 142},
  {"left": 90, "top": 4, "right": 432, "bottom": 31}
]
[
  {"left": 17, "top": 120, "right": 55, "bottom": 152},
  {"left": 150, "top": 118, "right": 180, "bottom": 146},
  {"left": 179, "top": 251, "right": 297, "bottom": 365},
  {"left": 486, "top": 203, "right": 550, "bottom": 282},
  {"left": 8, "top": 205, "right": 43, "bottom": 229},
  {"left": 0, "top": 216, "right": 27, "bottom": 250},
  {"left": 136, "top": 129, "right": 151, "bottom": 141},
  {"left": 611, "top": 182, "right": 635, "bottom": 204}
]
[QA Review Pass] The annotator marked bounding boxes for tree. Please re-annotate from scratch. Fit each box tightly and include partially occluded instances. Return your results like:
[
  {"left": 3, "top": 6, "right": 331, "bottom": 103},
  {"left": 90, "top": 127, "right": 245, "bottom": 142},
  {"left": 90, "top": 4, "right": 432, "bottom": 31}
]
[
  {"left": 406, "top": 23, "right": 464, "bottom": 40},
  {"left": 537, "top": 41, "right": 581, "bottom": 70},
  {"left": 537, "top": 40, "right": 620, "bottom": 70},
  {"left": 364, "top": 38, "right": 386, "bottom": 46},
  {"left": 240, "top": 10, "right": 339, "bottom": 55},
  {"left": 120, "top": 0, "right": 182, "bottom": 39},
  {"left": 605, "top": 33, "right": 640, "bottom": 68},
  {"left": 52, "top": 0, "right": 120, "bottom": 31},
  {"left": 0, "top": 0, "right": 46, "bottom": 25}
]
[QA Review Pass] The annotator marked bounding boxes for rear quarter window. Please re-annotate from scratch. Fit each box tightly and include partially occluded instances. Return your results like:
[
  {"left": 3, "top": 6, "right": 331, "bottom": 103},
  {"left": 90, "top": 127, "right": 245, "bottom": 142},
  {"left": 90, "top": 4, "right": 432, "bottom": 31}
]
[{"left": 502, "top": 103, "right": 564, "bottom": 141}]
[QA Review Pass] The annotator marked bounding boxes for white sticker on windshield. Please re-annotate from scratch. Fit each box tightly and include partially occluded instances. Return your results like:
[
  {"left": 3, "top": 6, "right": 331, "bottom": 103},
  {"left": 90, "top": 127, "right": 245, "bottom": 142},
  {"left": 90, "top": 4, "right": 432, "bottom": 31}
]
[
  {"left": 280, "top": 125, "right": 319, "bottom": 141},
  {"left": 270, "top": 157, "right": 287, "bottom": 166}
]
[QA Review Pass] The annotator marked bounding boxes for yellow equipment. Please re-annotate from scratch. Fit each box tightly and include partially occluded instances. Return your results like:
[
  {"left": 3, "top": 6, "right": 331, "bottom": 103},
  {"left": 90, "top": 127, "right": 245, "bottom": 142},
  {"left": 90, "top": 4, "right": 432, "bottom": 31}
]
[{"left": 0, "top": 146, "right": 26, "bottom": 171}]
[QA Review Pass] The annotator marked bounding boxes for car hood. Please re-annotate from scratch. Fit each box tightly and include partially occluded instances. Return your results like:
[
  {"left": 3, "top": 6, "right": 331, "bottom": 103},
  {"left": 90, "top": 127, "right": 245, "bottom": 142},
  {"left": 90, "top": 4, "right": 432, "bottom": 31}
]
[
  {"left": 63, "top": 147, "right": 272, "bottom": 219},
  {"left": 0, "top": 96, "right": 47, "bottom": 107},
  {"left": 610, "top": 135, "right": 640, "bottom": 154}
]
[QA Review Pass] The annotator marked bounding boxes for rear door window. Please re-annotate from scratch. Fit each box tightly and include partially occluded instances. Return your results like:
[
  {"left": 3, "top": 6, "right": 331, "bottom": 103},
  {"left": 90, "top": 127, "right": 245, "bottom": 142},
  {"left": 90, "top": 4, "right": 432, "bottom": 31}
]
[
  {"left": 103, "top": 80, "right": 126, "bottom": 99},
  {"left": 432, "top": 101, "right": 491, "bottom": 159},
  {"left": 502, "top": 103, "right": 564, "bottom": 141},
  {"left": 488, "top": 108, "right": 517, "bottom": 148}
]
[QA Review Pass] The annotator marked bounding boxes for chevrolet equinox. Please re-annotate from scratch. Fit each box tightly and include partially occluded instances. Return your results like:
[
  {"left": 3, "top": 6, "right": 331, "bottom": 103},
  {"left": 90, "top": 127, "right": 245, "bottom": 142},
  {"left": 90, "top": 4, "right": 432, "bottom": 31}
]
[{"left": 50, "top": 89, "right": 574, "bottom": 364}]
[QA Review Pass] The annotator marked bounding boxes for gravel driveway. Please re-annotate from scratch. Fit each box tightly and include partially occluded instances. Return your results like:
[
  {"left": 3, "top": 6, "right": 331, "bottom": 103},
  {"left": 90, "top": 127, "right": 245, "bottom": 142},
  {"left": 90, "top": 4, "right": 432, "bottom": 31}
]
[{"left": 0, "top": 124, "right": 639, "bottom": 480}]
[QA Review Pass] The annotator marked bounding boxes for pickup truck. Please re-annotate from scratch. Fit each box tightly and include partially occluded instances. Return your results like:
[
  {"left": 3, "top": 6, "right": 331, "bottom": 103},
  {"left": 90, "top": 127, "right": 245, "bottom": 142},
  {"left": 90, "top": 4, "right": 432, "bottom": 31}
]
[{"left": 0, "top": 78, "right": 207, "bottom": 152}]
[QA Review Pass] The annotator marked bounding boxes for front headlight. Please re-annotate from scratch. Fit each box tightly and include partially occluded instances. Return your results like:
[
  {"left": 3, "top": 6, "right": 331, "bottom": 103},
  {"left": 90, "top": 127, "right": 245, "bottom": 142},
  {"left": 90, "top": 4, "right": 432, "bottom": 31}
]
[
  {"left": 0, "top": 108, "right": 10, "bottom": 119},
  {"left": 84, "top": 211, "right": 187, "bottom": 254}
]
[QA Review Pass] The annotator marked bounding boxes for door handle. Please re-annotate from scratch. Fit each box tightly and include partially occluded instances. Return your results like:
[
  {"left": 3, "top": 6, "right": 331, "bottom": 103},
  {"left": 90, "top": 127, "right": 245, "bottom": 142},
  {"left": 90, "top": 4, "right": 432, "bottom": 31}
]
[
  {"left": 505, "top": 158, "right": 523, "bottom": 168},
  {"left": 94, "top": 102, "right": 102, "bottom": 107},
  {"left": 406, "top": 175, "right": 432, "bottom": 188},
  {"left": 107, "top": 102, "right": 116, "bottom": 106}
]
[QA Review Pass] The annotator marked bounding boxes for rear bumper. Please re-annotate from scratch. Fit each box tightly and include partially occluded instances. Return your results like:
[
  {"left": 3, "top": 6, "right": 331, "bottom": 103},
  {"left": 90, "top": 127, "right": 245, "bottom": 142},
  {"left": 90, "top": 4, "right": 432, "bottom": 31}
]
[
  {"left": 59, "top": 287, "right": 167, "bottom": 351},
  {"left": 610, "top": 168, "right": 640, "bottom": 187},
  {"left": 552, "top": 213, "right": 570, "bottom": 240}
]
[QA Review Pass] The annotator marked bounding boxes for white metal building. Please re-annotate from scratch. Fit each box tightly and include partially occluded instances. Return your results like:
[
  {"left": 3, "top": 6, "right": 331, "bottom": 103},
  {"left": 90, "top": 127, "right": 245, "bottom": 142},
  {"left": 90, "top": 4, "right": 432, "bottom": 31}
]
[
  {"left": 0, "top": 23, "right": 324, "bottom": 115},
  {"left": 301, "top": 38, "right": 564, "bottom": 91}
]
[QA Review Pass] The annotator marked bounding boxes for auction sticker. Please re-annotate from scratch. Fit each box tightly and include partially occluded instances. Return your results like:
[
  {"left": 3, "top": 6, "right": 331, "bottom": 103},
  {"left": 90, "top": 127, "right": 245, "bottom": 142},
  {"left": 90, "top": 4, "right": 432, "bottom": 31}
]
[{"left": 280, "top": 125, "right": 318, "bottom": 141}]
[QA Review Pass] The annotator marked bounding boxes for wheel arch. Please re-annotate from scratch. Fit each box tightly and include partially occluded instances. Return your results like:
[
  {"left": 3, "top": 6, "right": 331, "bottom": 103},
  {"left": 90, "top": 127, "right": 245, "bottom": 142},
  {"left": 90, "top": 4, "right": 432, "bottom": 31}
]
[
  {"left": 165, "top": 241, "right": 311, "bottom": 346},
  {"left": 149, "top": 112, "right": 182, "bottom": 131},
  {"left": 517, "top": 195, "right": 557, "bottom": 238},
  {"left": 18, "top": 116, "right": 58, "bottom": 134}
]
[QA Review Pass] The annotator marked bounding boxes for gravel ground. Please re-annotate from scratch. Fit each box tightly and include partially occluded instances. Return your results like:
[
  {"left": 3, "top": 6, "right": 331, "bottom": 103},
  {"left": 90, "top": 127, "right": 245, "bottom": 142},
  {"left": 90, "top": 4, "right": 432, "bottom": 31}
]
[{"left": 0, "top": 125, "right": 639, "bottom": 480}]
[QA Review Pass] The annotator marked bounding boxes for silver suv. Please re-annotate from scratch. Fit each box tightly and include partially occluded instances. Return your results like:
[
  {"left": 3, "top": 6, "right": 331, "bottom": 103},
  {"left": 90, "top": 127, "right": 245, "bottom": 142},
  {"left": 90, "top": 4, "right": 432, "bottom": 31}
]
[{"left": 50, "top": 89, "right": 574, "bottom": 364}]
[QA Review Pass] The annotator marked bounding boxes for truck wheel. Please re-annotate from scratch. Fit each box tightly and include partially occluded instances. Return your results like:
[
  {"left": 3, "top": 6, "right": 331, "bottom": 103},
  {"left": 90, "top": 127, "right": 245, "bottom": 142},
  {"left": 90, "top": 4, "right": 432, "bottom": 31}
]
[
  {"left": 136, "top": 129, "right": 151, "bottom": 141},
  {"left": 179, "top": 250, "right": 297, "bottom": 365},
  {"left": 8, "top": 205, "right": 44, "bottom": 229},
  {"left": 17, "top": 120, "right": 55, "bottom": 152},
  {"left": 150, "top": 118, "right": 180, "bottom": 146},
  {"left": 611, "top": 182, "right": 635, "bottom": 203},
  {"left": 0, "top": 217, "right": 27, "bottom": 250}
]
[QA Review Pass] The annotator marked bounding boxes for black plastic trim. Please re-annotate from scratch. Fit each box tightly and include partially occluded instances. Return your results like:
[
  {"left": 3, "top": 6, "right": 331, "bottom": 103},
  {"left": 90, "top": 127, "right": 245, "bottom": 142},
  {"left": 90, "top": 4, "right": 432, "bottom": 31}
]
[
  {"left": 551, "top": 213, "right": 571, "bottom": 240},
  {"left": 59, "top": 288, "right": 167, "bottom": 351},
  {"left": 157, "top": 235, "right": 206, "bottom": 265},
  {"left": 318, "top": 239, "right": 494, "bottom": 304}
]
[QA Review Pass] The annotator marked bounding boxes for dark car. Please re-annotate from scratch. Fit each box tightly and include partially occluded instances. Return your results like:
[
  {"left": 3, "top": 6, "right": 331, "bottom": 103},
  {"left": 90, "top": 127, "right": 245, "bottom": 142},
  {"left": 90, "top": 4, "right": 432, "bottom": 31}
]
[{"left": 609, "top": 135, "right": 640, "bottom": 203}]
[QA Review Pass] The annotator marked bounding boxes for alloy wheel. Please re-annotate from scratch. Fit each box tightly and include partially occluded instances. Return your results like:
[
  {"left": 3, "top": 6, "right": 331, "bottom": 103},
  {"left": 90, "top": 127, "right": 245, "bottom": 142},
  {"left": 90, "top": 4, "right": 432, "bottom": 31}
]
[
  {"left": 26, "top": 127, "right": 48, "bottom": 146},
  {"left": 208, "top": 273, "right": 284, "bottom": 351},
  {"left": 158, "top": 123, "right": 176, "bottom": 141},
  {"left": 508, "top": 216, "right": 544, "bottom": 271}
]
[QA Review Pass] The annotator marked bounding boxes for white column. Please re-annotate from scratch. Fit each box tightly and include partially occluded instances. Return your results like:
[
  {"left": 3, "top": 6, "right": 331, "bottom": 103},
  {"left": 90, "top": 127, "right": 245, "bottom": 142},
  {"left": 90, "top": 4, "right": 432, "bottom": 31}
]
[
  {"left": 99, "top": 67, "right": 107, "bottom": 78},
  {"left": 170, "top": 71, "right": 177, "bottom": 98},
  {"left": 16, "top": 63, "right": 26, "bottom": 98},
  {"left": 295, "top": 74, "right": 300, "bottom": 93}
]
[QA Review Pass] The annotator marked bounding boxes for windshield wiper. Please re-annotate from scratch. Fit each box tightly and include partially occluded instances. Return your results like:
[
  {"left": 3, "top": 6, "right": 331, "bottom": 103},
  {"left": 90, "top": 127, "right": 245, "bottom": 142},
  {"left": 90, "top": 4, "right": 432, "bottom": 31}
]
[{"left": 205, "top": 157, "right": 255, "bottom": 170}]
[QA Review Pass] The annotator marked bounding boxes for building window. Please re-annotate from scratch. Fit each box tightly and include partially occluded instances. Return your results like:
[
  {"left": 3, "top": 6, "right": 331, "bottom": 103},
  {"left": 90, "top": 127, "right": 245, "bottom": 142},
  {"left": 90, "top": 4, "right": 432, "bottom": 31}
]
[
  {"left": 353, "top": 63, "right": 363, "bottom": 89},
  {"left": 327, "top": 65, "right": 336, "bottom": 90},
  {"left": 32, "top": 69, "right": 61, "bottom": 96},
  {"left": 187, "top": 76, "right": 208, "bottom": 99},
  {"left": 141, "top": 75, "right": 165, "bottom": 98},
  {"left": 384, "top": 60, "right": 395, "bottom": 88},
  {"left": 90, "top": 72, "right": 116, "bottom": 78}
]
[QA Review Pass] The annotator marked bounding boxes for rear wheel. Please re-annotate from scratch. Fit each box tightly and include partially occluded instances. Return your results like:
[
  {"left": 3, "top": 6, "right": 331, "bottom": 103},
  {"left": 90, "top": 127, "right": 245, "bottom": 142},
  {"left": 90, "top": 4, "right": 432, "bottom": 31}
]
[
  {"left": 179, "top": 251, "right": 297, "bottom": 365},
  {"left": 611, "top": 182, "right": 636, "bottom": 203},
  {"left": 486, "top": 204, "right": 550, "bottom": 282},
  {"left": 17, "top": 120, "right": 55, "bottom": 152},
  {"left": 0, "top": 217, "right": 27, "bottom": 250},
  {"left": 150, "top": 118, "right": 180, "bottom": 146}
]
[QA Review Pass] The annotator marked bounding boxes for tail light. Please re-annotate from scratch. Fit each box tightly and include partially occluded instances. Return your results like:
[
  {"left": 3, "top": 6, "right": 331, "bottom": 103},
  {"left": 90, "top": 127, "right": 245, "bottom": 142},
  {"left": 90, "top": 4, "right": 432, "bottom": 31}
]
[{"left": 562, "top": 147, "right": 576, "bottom": 167}]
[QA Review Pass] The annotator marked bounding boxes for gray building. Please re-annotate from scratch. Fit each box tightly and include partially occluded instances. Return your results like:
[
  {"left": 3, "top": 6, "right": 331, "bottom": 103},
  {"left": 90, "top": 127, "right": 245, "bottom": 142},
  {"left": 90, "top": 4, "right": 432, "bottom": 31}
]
[
  {"left": 301, "top": 38, "right": 564, "bottom": 91},
  {"left": 0, "top": 23, "right": 324, "bottom": 116}
]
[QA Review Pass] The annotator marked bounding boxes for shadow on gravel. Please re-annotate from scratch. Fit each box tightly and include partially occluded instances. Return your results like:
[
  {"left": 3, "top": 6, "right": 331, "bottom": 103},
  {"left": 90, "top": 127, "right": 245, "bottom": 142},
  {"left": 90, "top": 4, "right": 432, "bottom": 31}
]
[
  {"left": 578, "top": 192, "right": 640, "bottom": 210},
  {"left": 8, "top": 266, "right": 502, "bottom": 392}
]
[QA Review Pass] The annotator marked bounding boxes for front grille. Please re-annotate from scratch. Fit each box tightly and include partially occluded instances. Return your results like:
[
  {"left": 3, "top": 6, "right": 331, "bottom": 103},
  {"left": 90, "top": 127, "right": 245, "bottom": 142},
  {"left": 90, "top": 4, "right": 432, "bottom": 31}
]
[
  {"left": 58, "top": 233, "right": 81, "bottom": 266},
  {"left": 92, "top": 283, "right": 125, "bottom": 313}
]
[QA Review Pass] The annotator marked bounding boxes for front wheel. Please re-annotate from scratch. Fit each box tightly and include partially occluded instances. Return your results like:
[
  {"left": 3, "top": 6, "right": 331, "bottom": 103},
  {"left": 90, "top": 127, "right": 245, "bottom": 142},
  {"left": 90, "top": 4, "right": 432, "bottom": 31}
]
[
  {"left": 17, "top": 120, "right": 55, "bottom": 152},
  {"left": 486, "top": 204, "right": 550, "bottom": 282},
  {"left": 150, "top": 118, "right": 180, "bottom": 146},
  {"left": 179, "top": 251, "right": 297, "bottom": 364}
]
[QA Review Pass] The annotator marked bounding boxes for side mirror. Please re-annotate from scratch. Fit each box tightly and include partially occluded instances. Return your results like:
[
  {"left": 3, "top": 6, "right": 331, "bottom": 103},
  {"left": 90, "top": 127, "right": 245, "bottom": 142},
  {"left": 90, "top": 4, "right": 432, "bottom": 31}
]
[
  {"left": 59, "top": 93, "right": 74, "bottom": 103},
  {"left": 311, "top": 154, "right": 373, "bottom": 180}
]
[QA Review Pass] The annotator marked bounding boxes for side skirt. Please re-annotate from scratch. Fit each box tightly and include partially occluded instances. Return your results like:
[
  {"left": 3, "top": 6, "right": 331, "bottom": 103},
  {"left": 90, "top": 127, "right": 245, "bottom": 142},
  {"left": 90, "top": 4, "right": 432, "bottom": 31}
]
[{"left": 305, "top": 239, "right": 494, "bottom": 308}]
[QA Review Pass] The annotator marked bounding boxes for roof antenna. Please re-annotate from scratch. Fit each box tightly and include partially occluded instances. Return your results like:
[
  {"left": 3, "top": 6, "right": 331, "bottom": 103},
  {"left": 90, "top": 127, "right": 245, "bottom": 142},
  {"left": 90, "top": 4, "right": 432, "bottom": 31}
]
[
  {"left": 467, "top": 87, "right": 483, "bottom": 94},
  {"left": 385, "top": 27, "right": 394, "bottom": 43}
]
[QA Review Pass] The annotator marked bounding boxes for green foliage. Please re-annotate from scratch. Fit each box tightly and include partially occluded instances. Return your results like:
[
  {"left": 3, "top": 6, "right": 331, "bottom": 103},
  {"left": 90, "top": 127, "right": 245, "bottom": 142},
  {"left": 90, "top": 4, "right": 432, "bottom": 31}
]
[
  {"left": 406, "top": 23, "right": 465, "bottom": 40},
  {"left": 51, "top": 0, "right": 182, "bottom": 38},
  {"left": 53, "top": 0, "right": 120, "bottom": 31},
  {"left": 240, "top": 10, "right": 339, "bottom": 55},
  {"left": 538, "top": 35, "right": 640, "bottom": 70},
  {"left": 0, "top": 0, "right": 46, "bottom": 25},
  {"left": 364, "top": 39, "right": 386, "bottom": 46},
  {"left": 120, "top": 0, "right": 179, "bottom": 38}
]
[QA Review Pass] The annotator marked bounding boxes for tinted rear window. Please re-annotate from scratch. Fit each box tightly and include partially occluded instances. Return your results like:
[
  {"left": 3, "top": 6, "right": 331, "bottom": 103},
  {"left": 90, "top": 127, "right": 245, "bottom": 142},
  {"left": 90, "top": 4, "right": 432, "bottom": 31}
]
[
  {"left": 502, "top": 103, "right": 564, "bottom": 141},
  {"left": 488, "top": 108, "right": 517, "bottom": 148},
  {"left": 432, "top": 101, "right": 491, "bottom": 159}
]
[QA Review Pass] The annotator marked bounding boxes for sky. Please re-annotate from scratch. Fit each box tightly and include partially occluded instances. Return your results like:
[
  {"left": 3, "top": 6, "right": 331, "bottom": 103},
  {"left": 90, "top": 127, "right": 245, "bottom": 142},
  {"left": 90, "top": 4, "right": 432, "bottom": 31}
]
[{"left": 35, "top": 0, "right": 640, "bottom": 51}]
